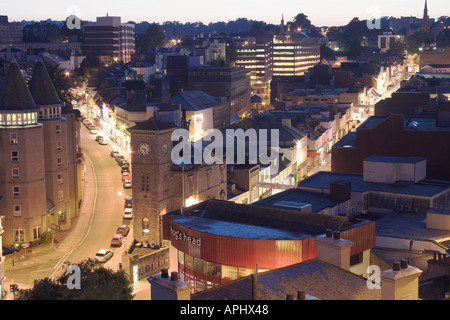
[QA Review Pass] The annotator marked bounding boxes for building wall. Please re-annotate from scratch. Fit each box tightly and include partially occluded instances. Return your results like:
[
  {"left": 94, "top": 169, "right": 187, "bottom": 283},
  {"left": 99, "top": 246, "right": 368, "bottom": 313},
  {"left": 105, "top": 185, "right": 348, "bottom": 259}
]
[
  {"left": 332, "top": 115, "right": 450, "bottom": 181},
  {"left": 0, "top": 125, "right": 47, "bottom": 245}
]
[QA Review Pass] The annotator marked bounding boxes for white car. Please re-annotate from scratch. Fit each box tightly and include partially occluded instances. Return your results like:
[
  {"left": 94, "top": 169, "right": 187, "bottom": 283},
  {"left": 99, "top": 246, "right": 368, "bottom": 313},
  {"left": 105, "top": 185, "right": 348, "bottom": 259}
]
[
  {"left": 90, "top": 128, "right": 98, "bottom": 134},
  {"left": 95, "top": 249, "right": 113, "bottom": 263},
  {"left": 123, "top": 208, "right": 133, "bottom": 219}
]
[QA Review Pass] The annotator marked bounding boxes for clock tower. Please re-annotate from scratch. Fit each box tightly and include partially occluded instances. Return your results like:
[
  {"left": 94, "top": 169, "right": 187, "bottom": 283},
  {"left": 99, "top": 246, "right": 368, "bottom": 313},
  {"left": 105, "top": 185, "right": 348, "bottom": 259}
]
[{"left": 128, "top": 118, "right": 177, "bottom": 246}]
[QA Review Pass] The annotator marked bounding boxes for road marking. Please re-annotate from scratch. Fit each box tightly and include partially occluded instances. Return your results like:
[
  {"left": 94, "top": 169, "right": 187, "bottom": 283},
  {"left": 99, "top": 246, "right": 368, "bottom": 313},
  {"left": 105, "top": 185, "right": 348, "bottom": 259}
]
[{"left": 50, "top": 145, "right": 98, "bottom": 280}]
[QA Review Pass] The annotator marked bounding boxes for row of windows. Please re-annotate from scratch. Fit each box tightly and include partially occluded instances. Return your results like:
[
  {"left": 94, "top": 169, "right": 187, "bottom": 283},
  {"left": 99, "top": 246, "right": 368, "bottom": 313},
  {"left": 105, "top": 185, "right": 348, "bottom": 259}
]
[
  {"left": 12, "top": 226, "right": 42, "bottom": 242},
  {"left": 10, "top": 168, "right": 64, "bottom": 183},
  {"left": 0, "top": 112, "right": 38, "bottom": 126},
  {"left": 8, "top": 125, "right": 62, "bottom": 145},
  {"left": 10, "top": 186, "right": 64, "bottom": 200},
  {"left": 10, "top": 151, "right": 64, "bottom": 167}
]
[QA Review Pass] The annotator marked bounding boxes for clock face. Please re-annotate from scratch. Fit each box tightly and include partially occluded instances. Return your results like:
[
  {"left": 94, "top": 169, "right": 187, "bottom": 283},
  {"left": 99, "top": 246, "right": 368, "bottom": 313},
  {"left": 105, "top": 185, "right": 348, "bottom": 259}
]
[
  {"left": 162, "top": 142, "right": 169, "bottom": 155},
  {"left": 138, "top": 142, "right": 151, "bottom": 157}
]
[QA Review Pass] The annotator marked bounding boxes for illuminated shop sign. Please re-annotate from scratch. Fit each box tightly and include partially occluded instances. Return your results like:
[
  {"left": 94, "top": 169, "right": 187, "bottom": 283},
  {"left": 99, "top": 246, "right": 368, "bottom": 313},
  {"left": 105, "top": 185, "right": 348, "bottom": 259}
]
[{"left": 171, "top": 227, "right": 202, "bottom": 246}]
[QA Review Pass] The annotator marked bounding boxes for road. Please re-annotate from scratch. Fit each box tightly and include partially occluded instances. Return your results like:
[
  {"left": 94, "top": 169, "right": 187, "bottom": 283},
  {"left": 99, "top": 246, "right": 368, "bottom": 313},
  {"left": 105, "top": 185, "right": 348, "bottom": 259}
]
[{"left": 4, "top": 124, "right": 133, "bottom": 289}]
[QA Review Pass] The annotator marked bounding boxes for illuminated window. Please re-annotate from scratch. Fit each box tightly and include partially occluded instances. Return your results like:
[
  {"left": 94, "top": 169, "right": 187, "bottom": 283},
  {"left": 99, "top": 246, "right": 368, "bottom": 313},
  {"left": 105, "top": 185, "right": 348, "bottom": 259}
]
[
  {"left": 58, "top": 190, "right": 64, "bottom": 202},
  {"left": 57, "top": 173, "right": 63, "bottom": 184},
  {"left": 10, "top": 133, "right": 18, "bottom": 144},
  {"left": 33, "top": 226, "right": 42, "bottom": 240},
  {"left": 13, "top": 227, "right": 24, "bottom": 241},
  {"left": 142, "top": 218, "right": 149, "bottom": 236},
  {"left": 57, "top": 157, "right": 63, "bottom": 168},
  {"left": 57, "top": 140, "right": 62, "bottom": 152}
]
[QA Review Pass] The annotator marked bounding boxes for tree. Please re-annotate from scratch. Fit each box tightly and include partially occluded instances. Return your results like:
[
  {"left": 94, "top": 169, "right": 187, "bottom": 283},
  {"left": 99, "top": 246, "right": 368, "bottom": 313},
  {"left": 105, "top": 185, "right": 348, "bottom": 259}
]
[
  {"left": 45, "top": 63, "right": 75, "bottom": 109},
  {"left": 293, "top": 13, "right": 312, "bottom": 30},
  {"left": 137, "top": 23, "right": 166, "bottom": 50},
  {"left": 15, "top": 259, "right": 134, "bottom": 300}
]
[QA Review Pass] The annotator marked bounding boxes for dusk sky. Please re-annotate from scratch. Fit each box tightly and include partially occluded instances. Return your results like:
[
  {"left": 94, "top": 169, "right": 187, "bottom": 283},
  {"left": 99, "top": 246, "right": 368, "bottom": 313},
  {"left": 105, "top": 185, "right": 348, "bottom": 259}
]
[{"left": 3, "top": 0, "right": 447, "bottom": 26}]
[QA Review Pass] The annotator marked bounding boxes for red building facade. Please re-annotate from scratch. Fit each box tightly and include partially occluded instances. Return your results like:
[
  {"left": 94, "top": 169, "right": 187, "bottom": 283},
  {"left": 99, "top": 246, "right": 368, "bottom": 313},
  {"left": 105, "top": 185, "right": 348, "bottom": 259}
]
[{"left": 163, "top": 209, "right": 375, "bottom": 293}]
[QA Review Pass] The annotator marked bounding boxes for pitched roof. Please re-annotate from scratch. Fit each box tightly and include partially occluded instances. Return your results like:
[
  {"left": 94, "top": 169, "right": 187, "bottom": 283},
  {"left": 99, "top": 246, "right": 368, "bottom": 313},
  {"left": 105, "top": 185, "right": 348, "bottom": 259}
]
[
  {"left": 0, "top": 60, "right": 38, "bottom": 111},
  {"left": 171, "top": 90, "right": 220, "bottom": 111},
  {"left": 127, "top": 117, "right": 177, "bottom": 132},
  {"left": 192, "top": 258, "right": 381, "bottom": 300},
  {"left": 28, "top": 58, "right": 62, "bottom": 106}
]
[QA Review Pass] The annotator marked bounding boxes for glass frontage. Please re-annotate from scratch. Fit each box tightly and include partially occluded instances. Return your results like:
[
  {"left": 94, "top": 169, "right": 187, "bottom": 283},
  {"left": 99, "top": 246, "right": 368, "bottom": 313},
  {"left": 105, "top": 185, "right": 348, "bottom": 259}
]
[{"left": 177, "top": 250, "right": 268, "bottom": 294}]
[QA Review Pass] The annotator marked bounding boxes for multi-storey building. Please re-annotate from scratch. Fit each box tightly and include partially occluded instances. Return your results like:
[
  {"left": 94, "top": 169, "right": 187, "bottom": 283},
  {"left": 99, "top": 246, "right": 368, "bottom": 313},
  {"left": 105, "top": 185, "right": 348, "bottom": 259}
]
[
  {"left": 82, "top": 16, "right": 135, "bottom": 64},
  {"left": 0, "top": 16, "right": 22, "bottom": 44},
  {"left": 188, "top": 66, "right": 251, "bottom": 117},
  {"left": 0, "top": 214, "right": 5, "bottom": 299},
  {"left": 0, "top": 60, "right": 82, "bottom": 246},
  {"left": 265, "top": 35, "right": 321, "bottom": 78}
]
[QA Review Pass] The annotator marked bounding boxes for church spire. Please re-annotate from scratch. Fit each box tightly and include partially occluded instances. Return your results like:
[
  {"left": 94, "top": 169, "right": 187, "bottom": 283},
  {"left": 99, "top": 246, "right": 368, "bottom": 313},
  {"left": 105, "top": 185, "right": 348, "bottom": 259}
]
[{"left": 421, "top": 0, "right": 430, "bottom": 32}]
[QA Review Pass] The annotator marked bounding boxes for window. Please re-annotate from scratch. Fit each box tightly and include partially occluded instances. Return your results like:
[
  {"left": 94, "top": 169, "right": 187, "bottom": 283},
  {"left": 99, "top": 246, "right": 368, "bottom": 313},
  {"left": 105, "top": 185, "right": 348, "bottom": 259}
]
[
  {"left": 10, "top": 133, "right": 18, "bottom": 144},
  {"left": 57, "top": 173, "right": 63, "bottom": 184},
  {"left": 56, "top": 141, "right": 62, "bottom": 152},
  {"left": 11, "top": 150, "right": 19, "bottom": 162},
  {"left": 13, "top": 186, "right": 20, "bottom": 197},
  {"left": 13, "top": 205, "right": 21, "bottom": 217},
  {"left": 57, "top": 157, "right": 62, "bottom": 168},
  {"left": 12, "top": 168, "right": 19, "bottom": 180},
  {"left": 56, "top": 124, "right": 61, "bottom": 135},
  {"left": 58, "top": 190, "right": 64, "bottom": 202},
  {"left": 13, "top": 227, "right": 24, "bottom": 241},
  {"left": 33, "top": 226, "right": 42, "bottom": 240},
  {"left": 163, "top": 173, "right": 169, "bottom": 192},
  {"left": 194, "top": 258, "right": 206, "bottom": 274},
  {"left": 142, "top": 218, "right": 149, "bottom": 236},
  {"left": 141, "top": 173, "right": 149, "bottom": 192},
  {"left": 206, "top": 170, "right": 211, "bottom": 189}
]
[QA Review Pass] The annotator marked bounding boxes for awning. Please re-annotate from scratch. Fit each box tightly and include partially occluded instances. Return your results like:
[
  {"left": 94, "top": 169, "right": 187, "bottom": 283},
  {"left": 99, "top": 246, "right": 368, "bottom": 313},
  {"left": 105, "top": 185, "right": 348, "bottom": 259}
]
[{"left": 307, "top": 151, "right": 321, "bottom": 157}]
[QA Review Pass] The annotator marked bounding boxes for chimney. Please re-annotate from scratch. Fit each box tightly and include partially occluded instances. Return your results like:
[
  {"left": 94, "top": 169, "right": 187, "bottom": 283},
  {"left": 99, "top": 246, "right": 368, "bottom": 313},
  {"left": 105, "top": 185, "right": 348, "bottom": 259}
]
[
  {"left": 297, "top": 291, "right": 306, "bottom": 300},
  {"left": 282, "top": 118, "right": 291, "bottom": 128},
  {"left": 314, "top": 231, "right": 352, "bottom": 271},
  {"left": 148, "top": 269, "right": 193, "bottom": 300},
  {"left": 381, "top": 260, "right": 423, "bottom": 300}
]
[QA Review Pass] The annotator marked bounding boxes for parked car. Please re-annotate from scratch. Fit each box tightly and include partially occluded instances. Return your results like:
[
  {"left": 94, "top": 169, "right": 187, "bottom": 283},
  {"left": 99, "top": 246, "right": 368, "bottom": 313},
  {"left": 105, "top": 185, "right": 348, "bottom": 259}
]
[
  {"left": 90, "top": 128, "right": 98, "bottom": 134},
  {"left": 115, "top": 155, "right": 125, "bottom": 165},
  {"left": 110, "top": 234, "right": 122, "bottom": 247},
  {"left": 122, "top": 172, "right": 130, "bottom": 180},
  {"left": 123, "top": 179, "right": 132, "bottom": 189},
  {"left": 123, "top": 207, "right": 133, "bottom": 219},
  {"left": 119, "top": 159, "right": 129, "bottom": 167},
  {"left": 98, "top": 138, "right": 108, "bottom": 145},
  {"left": 124, "top": 196, "right": 132, "bottom": 208},
  {"left": 95, "top": 249, "right": 113, "bottom": 263},
  {"left": 121, "top": 165, "right": 129, "bottom": 174},
  {"left": 2, "top": 247, "right": 19, "bottom": 255},
  {"left": 95, "top": 135, "right": 103, "bottom": 142},
  {"left": 110, "top": 150, "right": 120, "bottom": 157},
  {"left": 116, "top": 225, "right": 130, "bottom": 237}
]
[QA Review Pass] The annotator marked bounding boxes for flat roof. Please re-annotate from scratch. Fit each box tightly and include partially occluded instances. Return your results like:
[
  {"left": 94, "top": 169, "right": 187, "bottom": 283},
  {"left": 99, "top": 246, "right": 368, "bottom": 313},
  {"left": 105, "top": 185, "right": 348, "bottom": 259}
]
[
  {"left": 357, "top": 116, "right": 450, "bottom": 131},
  {"left": 171, "top": 216, "right": 311, "bottom": 240},
  {"left": 364, "top": 155, "right": 426, "bottom": 164},
  {"left": 253, "top": 188, "right": 342, "bottom": 213},
  {"left": 375, "top": 213, "right": 450, "bottom": 246},
  {"left": 298, "top": 171, "right": 450, "bottom": 197}
]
